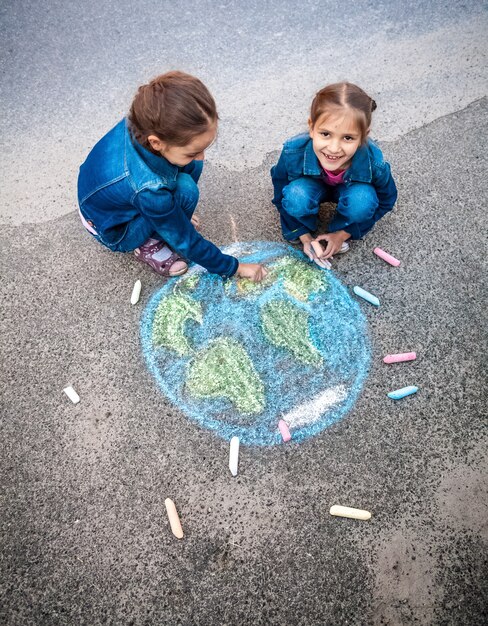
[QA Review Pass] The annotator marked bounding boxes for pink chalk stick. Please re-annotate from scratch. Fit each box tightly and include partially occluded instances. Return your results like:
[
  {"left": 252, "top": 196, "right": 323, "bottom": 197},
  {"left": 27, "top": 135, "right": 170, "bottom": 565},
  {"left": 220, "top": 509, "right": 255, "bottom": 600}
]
[
  {"left": 383, "top": 352, "right": 417, "bottom": 364},
  {"left": 373, "top": 247, "right": 401, "bottom": 267},
  {"left": 278, "top": 420, "right": 292, "bottom": 442}
]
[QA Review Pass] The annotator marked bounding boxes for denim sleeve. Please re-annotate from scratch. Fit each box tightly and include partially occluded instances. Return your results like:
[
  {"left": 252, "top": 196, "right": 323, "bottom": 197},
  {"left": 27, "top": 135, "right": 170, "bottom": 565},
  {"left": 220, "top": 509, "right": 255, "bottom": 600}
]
[
  {"left": 270, "top": 148, "right": 289, "bottom": 210},
  {"left": 271, "top": 147, "right": 311, "bottom": 240},
  {"left": 351, "top": 163, "right": 398, "bottom": 239},
  {"left": 181, "top": 159, "right": 204, "bottom": 184},
  {"left": 134, "top": 188, "right": 239, "bottom": 278},
  {"left": 374, "top": 162, "right": 398, "bottom": 221}
]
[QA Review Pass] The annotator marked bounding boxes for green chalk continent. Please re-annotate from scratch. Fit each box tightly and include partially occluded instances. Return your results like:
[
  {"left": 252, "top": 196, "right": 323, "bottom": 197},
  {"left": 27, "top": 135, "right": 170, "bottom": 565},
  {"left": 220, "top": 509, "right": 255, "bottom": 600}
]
[
  {"left": 234, "top": 256, "right": 326, "bottom": 301},
  {"left": 176, "top": 273, "right": 200, "bottom": 293},
  {"left": 261, "top": 300, "right": 323, "bottom": 366},
  {"left": 235, "top": 273, "right": 274, "bottom": 296},
  {"left": 274, "top": 256, "right": 327, "bottom": 301},
  {"left": 186, "top": 338, "right": 265, "bottom": 415},
  {"left": 152, "top": 294, "right": 202, "bottom": 355}
]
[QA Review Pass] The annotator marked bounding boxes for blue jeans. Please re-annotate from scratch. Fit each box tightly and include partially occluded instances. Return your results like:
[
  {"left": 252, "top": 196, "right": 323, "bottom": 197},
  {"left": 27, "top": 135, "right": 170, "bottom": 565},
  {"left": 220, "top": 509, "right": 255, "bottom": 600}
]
[
  {"left": 93, "top": 166, "right": 201, "bottom": 252},
  {"left": 280, "top": 176, "right": 379, "bottom": 241}
]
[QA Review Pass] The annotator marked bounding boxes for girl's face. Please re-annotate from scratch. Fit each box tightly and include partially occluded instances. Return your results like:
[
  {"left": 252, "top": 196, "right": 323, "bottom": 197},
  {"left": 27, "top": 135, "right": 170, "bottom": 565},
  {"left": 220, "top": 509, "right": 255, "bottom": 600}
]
[
  {"left": 308, "top": 112, "right": 365, "bottom": 172},
  {"left": 148, "top": 122, "right": 217, "bottom": 167}
]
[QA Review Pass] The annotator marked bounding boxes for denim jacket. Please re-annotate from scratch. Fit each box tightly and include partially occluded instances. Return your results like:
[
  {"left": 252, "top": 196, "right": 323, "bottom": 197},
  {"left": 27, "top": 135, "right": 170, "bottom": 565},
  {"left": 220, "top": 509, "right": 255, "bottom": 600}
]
[
  {"left": 271, "top": 133, "right": 397, "bottom": 238},
  {"left": 78, "top": 119, "right": 239, "bottom": 278}
]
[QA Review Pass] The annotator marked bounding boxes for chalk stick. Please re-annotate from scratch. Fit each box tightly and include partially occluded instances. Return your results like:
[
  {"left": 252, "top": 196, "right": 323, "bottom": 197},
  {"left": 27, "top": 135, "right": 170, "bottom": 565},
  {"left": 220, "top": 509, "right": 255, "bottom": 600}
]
[
  {"left": 383, "top": 352, "right": 417, "bottom": 364},
  {"left": 387, "top": 385, "right": 418, "bottom": 400},
  {"left": 278, "top": 419, "right": 291, "bottom": 442},
  {"left": 164, "top": 498, "right": 184, "bottom": 539},
  {"left": 330, "top": 505, "right": 371, "bottom": 521},
  {"left": 353, "top": 286, "right": 380, "bottom": 307},
  {"left": 131, "top": 279, "right": 142, "bottom": 305},
  {"left": 229, "top": 436, "right": 239, "bottom": 476},
  {"left": 63, "top": 386, "right": 80, "bottom": 404},
  {"left": 373, "top": 247, "right": 400, "bottom": 266},
  {"left": 309, "top": 243, "right": 331, "bottom": 270}
]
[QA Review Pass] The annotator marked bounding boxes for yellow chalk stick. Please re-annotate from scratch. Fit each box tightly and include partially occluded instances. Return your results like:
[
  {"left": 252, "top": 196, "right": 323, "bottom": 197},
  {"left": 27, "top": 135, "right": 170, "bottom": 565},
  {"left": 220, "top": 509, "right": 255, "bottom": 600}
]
[
  {"left": 329, "top": 505, "right": 371, "bottom": 521},
  {"left": 164, "top": 498, "right": 184, "bottom": 539}
]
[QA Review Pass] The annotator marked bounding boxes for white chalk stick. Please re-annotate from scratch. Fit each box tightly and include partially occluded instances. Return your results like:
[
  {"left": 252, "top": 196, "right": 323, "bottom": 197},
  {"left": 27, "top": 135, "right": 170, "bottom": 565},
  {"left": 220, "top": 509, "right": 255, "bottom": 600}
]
[
  {"left": 131, "top": 279, "right": 142, "bottom": 305},
  {"left": 63, "top": 386, "right": 80, "bottom": 404},
  {"left": 164, "top": 498, "right": 184, "bottom": 539},
  {"left": 229, "top": 436, "right": 239, "bottom": 476},
  {"left": 330, "top": 505, "right": 371, "bottom": 520}
]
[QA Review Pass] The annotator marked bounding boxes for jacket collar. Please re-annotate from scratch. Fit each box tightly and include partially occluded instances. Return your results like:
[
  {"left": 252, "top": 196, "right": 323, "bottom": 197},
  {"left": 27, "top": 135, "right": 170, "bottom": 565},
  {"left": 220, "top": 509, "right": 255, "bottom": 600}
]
[
  {"left": 347, "top": 142, "right": 372, "bottom": 182},
  {"left": 303, "top": 137, "right": 372, "bottom": 182},
  {"left": 303, "top": 139, "right": 322, "bottom": 176},
  {"left": 125, "top": 120, "right": 179, "bottom": 183}
]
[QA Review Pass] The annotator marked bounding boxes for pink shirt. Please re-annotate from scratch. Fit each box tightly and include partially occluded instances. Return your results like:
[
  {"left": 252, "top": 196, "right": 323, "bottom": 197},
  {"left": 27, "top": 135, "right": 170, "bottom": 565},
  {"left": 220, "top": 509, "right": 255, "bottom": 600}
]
[{"left": 321, "top": 167, "right": 347, "bottom": 186}]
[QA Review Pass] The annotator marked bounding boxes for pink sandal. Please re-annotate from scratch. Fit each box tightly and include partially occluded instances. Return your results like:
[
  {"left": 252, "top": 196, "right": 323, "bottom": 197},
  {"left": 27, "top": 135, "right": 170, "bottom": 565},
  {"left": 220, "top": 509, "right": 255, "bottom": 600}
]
[{"left": 134, "top": 239, "right": 188, "bottom": 277}]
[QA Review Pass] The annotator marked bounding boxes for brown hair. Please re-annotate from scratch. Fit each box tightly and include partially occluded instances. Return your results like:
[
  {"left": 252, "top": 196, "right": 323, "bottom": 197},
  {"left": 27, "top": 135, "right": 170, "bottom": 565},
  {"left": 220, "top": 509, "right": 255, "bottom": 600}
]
[
  {"left": 128, "top": 71, "right": 218, "bottom": 150},
  {"left": 310, "top": 82, "right": 377, "bottom": 144}
]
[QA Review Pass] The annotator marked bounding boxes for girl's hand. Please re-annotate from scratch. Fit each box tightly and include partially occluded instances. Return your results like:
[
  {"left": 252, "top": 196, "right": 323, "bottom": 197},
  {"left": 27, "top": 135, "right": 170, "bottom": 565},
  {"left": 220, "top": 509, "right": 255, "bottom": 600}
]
[
  {"left": 300, "top": 233, "right": 331, "bottom": 270},
  {"left": 299, "top": 233, "right": 315, "bottom": 262},
  {"left": 237, "top": 263, "right": 268, "bottom": 282},
  {"left": 314, "top": 230, "right": 351, "bottom": 259},
  {"left": 190, "top": 215, "right": 201, "bottom": 230}
]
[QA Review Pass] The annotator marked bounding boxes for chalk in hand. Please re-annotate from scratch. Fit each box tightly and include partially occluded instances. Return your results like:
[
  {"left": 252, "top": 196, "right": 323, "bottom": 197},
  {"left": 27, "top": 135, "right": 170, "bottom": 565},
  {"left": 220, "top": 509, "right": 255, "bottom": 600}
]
[
  {"left": 278, "top": 419, "right": 291, "bottom": 442},
  {"left": 330, "top": 505, "right": 371, "bottom": 521},
  {"left": 373, "top": 247, "right": 400, "bottom": 267},
  {"left": 387, "top": 385, "right": 418, "bottom": 400},
  {"left": 164, "top": 498, "right": 184, "bottom": 539},
  {"left": 383, "top": 352, "right": 417, "bottom": 364},
  {"left": 229, "top": 436, "right": 239, "bottom": 476},
  {"left": 63, "top": 386, "right": 80, "bottom": 404},
  {"left": 353, "top": 286, "right": 380, "bottom": 307},
  {"left": 309, "top": 242, "right": 331, "bottom": 270},
  {"left": 131, "top": 279, "right": 142, "bottom": 305}
]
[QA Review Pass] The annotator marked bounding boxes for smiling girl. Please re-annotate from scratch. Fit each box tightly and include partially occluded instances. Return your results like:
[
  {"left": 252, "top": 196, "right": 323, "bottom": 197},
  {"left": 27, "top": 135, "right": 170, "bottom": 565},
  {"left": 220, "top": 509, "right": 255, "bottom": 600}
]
[{"left": 271, "top": 82, "right": 397, "bottom": 265}]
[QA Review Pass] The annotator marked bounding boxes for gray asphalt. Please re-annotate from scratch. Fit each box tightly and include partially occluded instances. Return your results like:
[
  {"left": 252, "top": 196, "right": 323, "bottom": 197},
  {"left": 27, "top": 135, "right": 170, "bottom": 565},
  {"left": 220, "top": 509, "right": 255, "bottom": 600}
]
[{"left": 1, "top": 1, "right": 487, "bottom": 625}]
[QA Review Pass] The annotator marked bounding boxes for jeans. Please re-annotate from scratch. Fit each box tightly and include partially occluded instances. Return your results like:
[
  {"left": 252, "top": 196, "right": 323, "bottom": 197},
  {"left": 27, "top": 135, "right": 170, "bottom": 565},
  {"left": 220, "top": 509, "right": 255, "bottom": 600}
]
[
  {"left": 279, "top": 176, "right": 379, "bottom": 241},
  {"left": 93, "top": 167, "right": 201, "bottom": 253}
]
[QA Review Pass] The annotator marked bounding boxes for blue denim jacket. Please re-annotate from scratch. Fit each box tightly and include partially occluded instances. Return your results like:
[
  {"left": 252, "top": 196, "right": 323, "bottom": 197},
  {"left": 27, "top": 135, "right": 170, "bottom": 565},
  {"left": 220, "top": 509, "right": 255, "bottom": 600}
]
[
  {"left": 78, "top": 119, "right": 239, "bottom": 278},
  {"left": 271, "top": 133, "right": 397, "bottom": 238}
]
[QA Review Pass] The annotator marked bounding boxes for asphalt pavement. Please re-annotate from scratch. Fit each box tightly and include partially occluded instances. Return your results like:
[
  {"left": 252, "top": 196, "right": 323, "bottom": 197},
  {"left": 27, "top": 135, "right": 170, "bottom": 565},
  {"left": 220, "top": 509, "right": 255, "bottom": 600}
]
[{"left": 1, "top": 2, "right": 487, "bottom": 625}]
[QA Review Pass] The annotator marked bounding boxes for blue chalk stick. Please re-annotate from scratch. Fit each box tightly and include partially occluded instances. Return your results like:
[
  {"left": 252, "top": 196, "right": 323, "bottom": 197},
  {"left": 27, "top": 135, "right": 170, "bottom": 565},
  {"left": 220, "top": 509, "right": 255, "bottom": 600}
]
[
  {"left": 353, "top": 286, "right": 380, "bottom": 307},
  {"left": 387, "top": 386, "right": 419, "bottom": 400}
]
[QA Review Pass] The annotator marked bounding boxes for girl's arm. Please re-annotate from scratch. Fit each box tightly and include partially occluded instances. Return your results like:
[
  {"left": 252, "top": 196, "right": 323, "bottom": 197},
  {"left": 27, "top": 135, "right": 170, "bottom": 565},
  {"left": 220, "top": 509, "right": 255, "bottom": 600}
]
[
  {"left": 271, "top": 149, "right": 310, "bottom": 241},
  {"left": 270, "top": 149, "right": 289, "bottom": 211},
  {"left": 374, "top": 162, "right": 398, "bottom": 220},
  {"left": 181, "top": 159, "right": 203, "bottom": 185},
  {"left": 347, "top": 162, "right": 398, "bottom": 240}
]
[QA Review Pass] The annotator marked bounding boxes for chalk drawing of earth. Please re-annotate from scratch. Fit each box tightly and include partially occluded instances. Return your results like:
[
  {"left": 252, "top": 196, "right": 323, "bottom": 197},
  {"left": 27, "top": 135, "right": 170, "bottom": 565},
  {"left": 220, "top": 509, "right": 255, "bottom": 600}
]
[{"left": 141, "top": 242, "right": 371, "bottom": 446}]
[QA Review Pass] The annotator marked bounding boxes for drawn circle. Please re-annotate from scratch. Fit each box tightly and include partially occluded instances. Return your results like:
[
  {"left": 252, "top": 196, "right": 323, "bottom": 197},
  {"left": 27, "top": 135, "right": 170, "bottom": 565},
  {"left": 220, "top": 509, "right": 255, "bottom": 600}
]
[{"left": 141, "top": 242, "right": 371, "bottom": 446}]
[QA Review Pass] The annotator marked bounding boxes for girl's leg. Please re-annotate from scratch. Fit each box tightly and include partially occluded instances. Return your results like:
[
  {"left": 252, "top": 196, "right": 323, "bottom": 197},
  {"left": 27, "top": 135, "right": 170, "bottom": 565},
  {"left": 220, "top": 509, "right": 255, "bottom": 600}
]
[
  {"left": 100, "top": 171, "right": 199, "bottom": 252},
  {"left": 329, "top": 183, "right": 379, "bottom": 239},
  {"left": 281, "top": 177, "right": 330, "bottom": 240},
  {"left": 111, "top": 215, "right": 156, "bottom": 252},
  {"left": 174, "top": 171, "right": 200, "bottom": 222}
]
